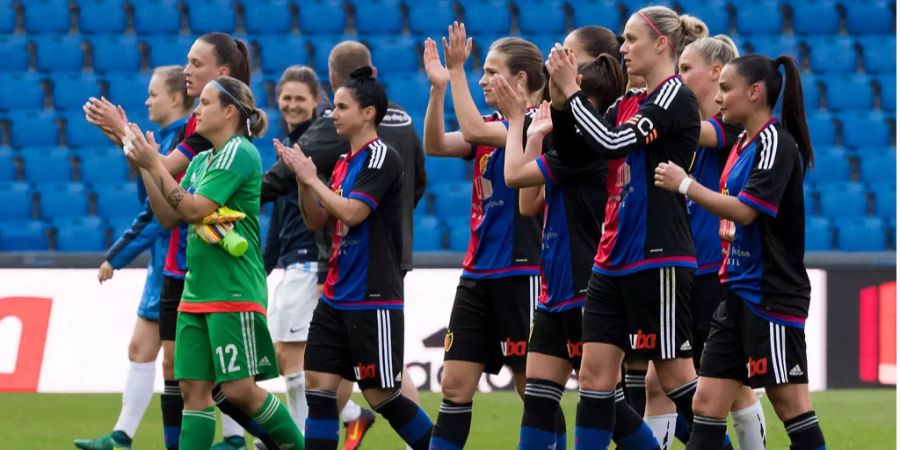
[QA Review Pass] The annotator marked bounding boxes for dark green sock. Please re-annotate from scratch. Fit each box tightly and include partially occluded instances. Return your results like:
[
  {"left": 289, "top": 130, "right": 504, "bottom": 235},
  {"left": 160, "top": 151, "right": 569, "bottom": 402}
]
[
  {"left": 180, "top": 407, "right": 216, "bottom": 450},
  {"left": 253, "top": 392, "right": 306, "bottom": 450}
]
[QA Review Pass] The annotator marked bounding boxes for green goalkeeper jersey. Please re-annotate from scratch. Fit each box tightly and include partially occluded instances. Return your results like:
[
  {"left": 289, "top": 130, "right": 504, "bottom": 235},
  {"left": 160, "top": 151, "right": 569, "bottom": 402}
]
[{"left": 179, "top": 134, "right": 267, "bottom": 315}]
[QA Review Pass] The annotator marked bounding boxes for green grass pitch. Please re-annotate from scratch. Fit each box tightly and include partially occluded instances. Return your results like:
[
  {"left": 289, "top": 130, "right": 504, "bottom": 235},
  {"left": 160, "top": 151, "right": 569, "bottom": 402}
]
[{"left": 1, "top": 389, "right": 893, "bottom": 449}]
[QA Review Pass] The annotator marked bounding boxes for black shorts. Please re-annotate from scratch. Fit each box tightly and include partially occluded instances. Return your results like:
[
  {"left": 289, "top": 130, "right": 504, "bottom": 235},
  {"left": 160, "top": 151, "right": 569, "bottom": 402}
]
[
  {"left": 582, "top": 267, "right": 694, "bottom": 360},
  {"left": 443, "top": 275, "right": 538, "bottom": 374},
  {"left": 305, "top": 301, "right": 404, "bottom": 390},
  {"left": 528, "top": 308, "right": 583, "bottom": 370},
  {"left": 690, "top": 272, "right": 726, "bottom": 369},
  {"left": 699, "top": 292, "right": 809, "bottom": 388},
  {"left": 159, "top": 276, "right": 184, "bottom": 341}
]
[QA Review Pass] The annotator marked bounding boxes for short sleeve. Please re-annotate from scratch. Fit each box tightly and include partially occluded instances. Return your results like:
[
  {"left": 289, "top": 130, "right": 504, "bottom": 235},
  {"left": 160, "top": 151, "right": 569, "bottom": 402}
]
[
  {"left": 707, "top": 116, "right": 742, "bottom": 152},
  {"left": 195, "top": 145, "right": 253, "bottom": 206},
  {"left": 174, "top": 133, "right": 211, "bottom": 160},
  {"left": 536, "top": 150, "right": 588, "bottom": 187},
  {"left": 347, "top": 147, "right": 400, "bottom": 209},
  {"left": 738, "top": 131, "right": 796, "bottom": 218}
]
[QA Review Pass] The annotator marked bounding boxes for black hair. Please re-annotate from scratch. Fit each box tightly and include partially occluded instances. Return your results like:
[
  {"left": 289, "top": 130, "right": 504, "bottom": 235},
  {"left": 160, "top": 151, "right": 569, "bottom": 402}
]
[
  {"left": 729, "top": 54, "right": 814, "bottom": 170},
  {"left": 572, "top": 26, "right": 622, "bottom": 61},
  {"left": 214, "top": 76, "right": 268, "bottom": 139},
  {"left": 340, "top": 66, "right": 388, "bottom": 125},
  {"left": 579, "top": 54, "right": 627, "bottom": 113},
  {"left": 198, "top": 32, "right": 251, "bottom": 85}
]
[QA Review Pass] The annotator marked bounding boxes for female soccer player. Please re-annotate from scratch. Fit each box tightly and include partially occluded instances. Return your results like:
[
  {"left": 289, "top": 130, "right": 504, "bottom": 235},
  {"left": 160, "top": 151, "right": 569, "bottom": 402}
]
[
  {"left": 563, "top": 25, "right": 621, "bottom": 65},
  {"left": 277, "top": 67, "right": 433, "bottom": 450},
  {"left": 422, "top": 22, "right": 544, "bottom": 449},
  {"left": 654, "top": 54, "right": 825, "bottom": 450},
  {"left": 125, "top": 76, "right": 304, "bottom": 450},
  {"left": 546, "top": 6, "right": 707, "bottom": 449}
]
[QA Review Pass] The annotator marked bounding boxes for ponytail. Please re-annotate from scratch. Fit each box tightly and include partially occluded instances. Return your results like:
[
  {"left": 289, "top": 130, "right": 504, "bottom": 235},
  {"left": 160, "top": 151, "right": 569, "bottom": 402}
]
[
  {"left": 249, "top": 106, "right": 269, "bottom": 138},
  {"left": 579, "top": 54, "right": 626, "bottom": 112},
  {"left": 211, "top": 76, "right": 267, "bottom": 139},
  {"left": 775, "top": 55, "right": 813, "bottom": 170},
  {"left": 199, "top": 33, "right": 252, "bottom": 85}
]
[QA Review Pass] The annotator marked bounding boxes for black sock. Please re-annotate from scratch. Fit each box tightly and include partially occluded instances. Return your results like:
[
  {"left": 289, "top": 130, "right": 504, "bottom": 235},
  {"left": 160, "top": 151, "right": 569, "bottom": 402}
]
[
  {"left": 429, "top": 400, "right": 473, "bottom": 450},
  {"left": 161, "top": 380, "right": 182, "bottom": 450},
  {"left": 305, "top": 389, "right": 339, "bottom": 450},
  {"left": 686, "top": 416, "right": 727, "bottom": 450},
  {"left": 784, "top": 411, "right": 826, "bottom": 450},
  {"left": 372, "top": 390, "right": 433, "bottom": 450},
  {"left": 519, "top": 379, "right": 564, "bottom": 449},
  {"left": 613, "top": 386, "right": 660, "bottom": 450},
  {"left": 555, "top": 403, "right": 567, "bottom": 450},
  {"left": 212, "top": 385, "right": 279, "bottom": 449},
  {"left": 667, "top": 378, "right": 698, "bottom": 434},
  {"left": 624, "top": 369, "right": 648, "bottom": 417},
  {"left": 574, "top": 389, "right": 615, "bottom": 448}
]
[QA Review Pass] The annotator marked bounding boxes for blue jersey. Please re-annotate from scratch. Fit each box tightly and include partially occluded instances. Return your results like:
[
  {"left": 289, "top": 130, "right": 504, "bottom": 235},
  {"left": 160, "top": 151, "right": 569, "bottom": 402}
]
[{"left": 719, "top": 120, "right": 810, "bottom": 328}]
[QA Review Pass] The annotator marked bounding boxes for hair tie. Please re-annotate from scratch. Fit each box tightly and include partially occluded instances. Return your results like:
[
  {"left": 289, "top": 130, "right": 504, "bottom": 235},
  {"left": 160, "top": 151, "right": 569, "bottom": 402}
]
[{"left": 638, "top": 12, "right": 675, "bottom": 52}]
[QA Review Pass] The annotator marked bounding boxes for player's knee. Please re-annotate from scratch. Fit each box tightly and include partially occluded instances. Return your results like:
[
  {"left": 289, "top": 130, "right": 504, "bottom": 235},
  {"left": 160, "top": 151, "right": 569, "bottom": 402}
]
[
  {"left": 578, "top": 364, "right": 616, "bottom": 391},
  {"left": 691, "top": 386, "right": 725, "bottom": 418},
  {"left": 180, "top": 380, "right": 214, "bottom": 409},
  {"left": 439, "top": 373, "right": 476, "bottom": 403},
  {"left": 767, "top": 389, "right": 810, "bottom": 421}
]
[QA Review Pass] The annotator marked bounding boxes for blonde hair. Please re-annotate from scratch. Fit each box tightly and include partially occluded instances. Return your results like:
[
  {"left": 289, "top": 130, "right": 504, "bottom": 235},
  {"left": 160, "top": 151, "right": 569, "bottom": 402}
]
[
  {"left": 152, "top": 65, "right": 193, "bottom": 110},
  {"left": 685, "top": 35, "right": 740, "bottom": 65},
  {"left": 637, "top": 6, "right": 709, "bottom": 58}
]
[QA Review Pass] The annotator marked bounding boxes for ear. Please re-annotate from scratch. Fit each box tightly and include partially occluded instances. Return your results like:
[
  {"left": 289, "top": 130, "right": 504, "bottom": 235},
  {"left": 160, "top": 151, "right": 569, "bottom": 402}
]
[
  {"left": 656, "top": 36, "right": 668, "bottom": 54},
  {"left": 371, "top": 66, "right": 378, "bottom": 79},
  {"left": 576, "top": 73, "right": 584, "bottom": 87},
  {"left": 361, "top": 105, "right": 377, "bottom": 122},
  {"left": 710, "top": 64, "right": 723, "bottom": 81},
  {"left": 748, "top": 81, "right": 764, "bottom": 103},
  {"left": 218, "top": 66, "right": 229, "bottom": 77},
  {"left": 224, "top": 103, "right": 237, "bottom": 121},
  {"left": 515, "top": 71, "right": 528, "bottom": 89}
]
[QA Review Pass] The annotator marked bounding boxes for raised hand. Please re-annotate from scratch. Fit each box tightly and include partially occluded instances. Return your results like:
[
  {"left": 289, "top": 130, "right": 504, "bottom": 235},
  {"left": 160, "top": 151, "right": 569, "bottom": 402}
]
[
  {"left": 275, "top": 140, "right": 318, "bottom": 185},
  {"left": 423, "top": 37, "right": 450, "bottom": 88},
  {"left": 546, "top": 44, "right": 580, "bottom": 99},
  {"left": 490, "top": 75, "right": 527, "bottom": 120},
  {"left": 84, "top": 97, "right": 128, "bottom": 135},
  {"left": 441, "top": 21, "right": 472, "bottom": 71},
  {"left": 527, "top": 101, "right": 553, "bottom": 140},
  {"left": 124, "top": 123, "right": 161, "bottom": 169}
]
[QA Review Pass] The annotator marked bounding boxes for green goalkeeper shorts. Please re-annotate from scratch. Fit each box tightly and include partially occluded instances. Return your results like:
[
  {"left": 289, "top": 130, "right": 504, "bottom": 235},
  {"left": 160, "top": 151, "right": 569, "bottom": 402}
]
[{"left": 174, "top": 311, "right": 280, "bottom": 383}]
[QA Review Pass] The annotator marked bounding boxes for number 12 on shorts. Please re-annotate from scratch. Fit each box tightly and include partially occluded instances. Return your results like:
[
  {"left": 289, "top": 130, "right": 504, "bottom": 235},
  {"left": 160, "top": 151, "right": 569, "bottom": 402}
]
[{"left": 215, "top": 344, "right": 241, "bottom": 373}]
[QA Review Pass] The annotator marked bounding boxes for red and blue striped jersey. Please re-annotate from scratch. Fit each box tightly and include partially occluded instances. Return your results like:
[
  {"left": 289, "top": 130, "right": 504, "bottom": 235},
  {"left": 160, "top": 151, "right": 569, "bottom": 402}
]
[
  {"left": 322, "top": 138, "right": 404, "bottom": 310},
  {"left": 718, "top": 120, "right": 810, "bottom": 328}
]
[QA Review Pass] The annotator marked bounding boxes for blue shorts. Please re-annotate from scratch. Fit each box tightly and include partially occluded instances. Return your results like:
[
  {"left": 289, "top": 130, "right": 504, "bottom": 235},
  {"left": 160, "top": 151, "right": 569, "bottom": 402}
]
[{"left": 137, "top": 266, "right": 163, "bottom": 321}]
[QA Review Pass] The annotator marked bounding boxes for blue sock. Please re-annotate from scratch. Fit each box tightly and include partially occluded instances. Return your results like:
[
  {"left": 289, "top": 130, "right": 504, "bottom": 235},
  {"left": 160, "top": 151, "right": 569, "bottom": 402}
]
[
  {"left": 161, "top": 380, "right": 182, "bottom": 449},
  {"left": 305, "top": 389, "right": 339, "bottom": 450},
  {"left": 612, "top": 387, "right": 660, "bottom": 450},
  {"left": 373, "top": 390, "right": 432, "bottom": 450},
  {"left": 667, "top": 379, "right": 698, "bottom": 440},
  {"left": 429, "top": 400, "right": 472, "bottom": 450},
  {"left": 519, "top": 379, "right": 564, "bottom": 450},
  {"left": 574, "top": 389, "right": 614, "bottom": 450},
  {"left": 675, "top": 413, "right": 690, "bottom": 443},
  {"left": 785, "top": 411, "right": 826, "bottom": 450}
]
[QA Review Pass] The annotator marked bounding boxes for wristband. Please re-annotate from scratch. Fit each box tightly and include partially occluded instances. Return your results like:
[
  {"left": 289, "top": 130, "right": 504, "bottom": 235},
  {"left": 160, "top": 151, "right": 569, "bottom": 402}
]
[{"left": 678, "top": 177, "right": 694, "bottom": 195}]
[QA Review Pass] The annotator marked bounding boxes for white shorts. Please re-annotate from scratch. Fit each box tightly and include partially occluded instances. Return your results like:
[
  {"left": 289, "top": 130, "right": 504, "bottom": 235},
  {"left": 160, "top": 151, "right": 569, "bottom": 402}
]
[{"left": 268, "top": 262, "right": 321, "bottom": 342}]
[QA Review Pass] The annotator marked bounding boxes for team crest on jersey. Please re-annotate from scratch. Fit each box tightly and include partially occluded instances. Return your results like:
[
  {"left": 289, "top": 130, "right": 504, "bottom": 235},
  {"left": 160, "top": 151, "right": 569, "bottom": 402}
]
[
  {"left": 615, "top": 161, "right": 631, "bottom": 188},
  {"left": 444, "top": 330, "right": 454, "bottom": 352},
  {"left": 478, "top": 151, "right": 493, "bottom": 175}
]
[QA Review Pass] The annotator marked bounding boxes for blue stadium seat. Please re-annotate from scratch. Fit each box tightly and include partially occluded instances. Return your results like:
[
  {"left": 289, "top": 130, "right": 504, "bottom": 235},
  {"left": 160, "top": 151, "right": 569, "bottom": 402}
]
[
  {"left": 64, "top": 111, "right": 110, "bottom": 147},
  {"left": 748, "top": 35, "right": 801, "bottom": 61},
  {"left": 800, "top": 73, "right": 822, "bottom": 110},
  {"left": 24, "top": 0, "right": 71, "bottom": 34},
  {"left": 0, "top": 220, "right": 49, "bottom": 251},
  {"left": 841, "top": 111, "right": 890, "bottom": 148},
  {"left": 736, "top": 1, "right": 784, "bottom": 35},
  {"left": 53, "top": 217, "right": 108, "bottom": 252},
  {"left": 79, "top": 150, "right": 131, "bottom": 184},
  {"left": 870, "top": 181, "right": 896, "bottom": 219},
  {"left": 95, "top": 182, "right": 142, "bottom": 220},
  {"left": 245, "top": 0, "right": 292, "bottom": 35},
  {"left": 0, "top": 148, "right": 15, "bottom": 181},
  {"left": 297, "top": 0, "right": 346, "bottom": 34},
  {"left": 78, "top": 0, "right": 127, "bottom": 34},
  {"left": 825, "top": 75, "right": 874, "bottom": 111},
  {"left": 620, "top": 0, "right": 677, "bottom": 15},
  {"left": 846, "top": 0, "right": 894, "bottom": 35},
  {"left": 21, "top": 147, "right": 72, "bottom": 183},
  {"left": 805, "top": 217, "right": 833, "bottom": 251},
  {"left": 257, "top": 139, "right": 277, "bottom": 169},
  {"left": 519, "top": 1, "right": 566, "bottom": 35},
  {"left": 0, "top": 0, "right": 13, "bottom": 33},
  {"left": 33, "top": 35, "right": 84, "bottom": 73},
  {"left": 461, "top": 0, "right": 511, "bottom": 34},
  {"left": 433, "top": 181, "right": 471, "bottom": 220},
  {"left": 308, "top": 35, "right": 353, "bottom": 73},
  {"left": 879, "top": 74, "right": 896, "bottom": 111},
  {"left": 446, "top": 215, "right": 470, "bottom": 251},
  {"left": 258, "top": 35, "right": 309, "bottom": 74},
  {"left": 0, "top": 73, "right": 45, "bottom": 110},
  {"left": 804, "top": 184, "right": 816, "bottom": 216},
  {"left": 805, "top": 111, "right": 836, "bottom": 146},
  {"left": 9, "top": 111, "right": 60, "bottom": 148},
  {"left": 133, "top": 0, "right": 183, "bottom": 35},
  {"left": 381, "top": 72, "right": 432, "bottom": 113},
  {"left": 365, "top": 36, "right": 418, "bottom": 73},
  {"left": 817, "top": 181, "right": 868, "bottom": 218},
  {"left": 107, "top": 73, "right": 153, "bottom": 110},
  {"left": 806, "top": 36, "right": 858, "bottom": 74},
  {"left": 804, "top": 148, "right": 849, "bottom": 184},
  {"left": 836, "top": 217, "right": 887, "bottom": 251},
  {"left": 791, "top": 0, "right": 839, "bottom": 35},
  {"left": 90, "top": 35, "right": 142, "bottom": 74},
  {"left": 0, "top": 37, "right": 30, "bottom": 73},
  {"left": 859, "top": 35, "right": 896, "bottom": 74},
  {"left": 570, "top": 0, "right": 622, "bottom": 31},
  {"left": 859, "top": 152, "right": 896, "bottom": 183},
  {"left": 425, "top": 156, "right": 469, "bottom": 184},
  {"left": 413, "top": 216, "right": 443, "bottom": 251},
  {"left": 408, "top": 1, "right": 456, "bottom": 35},
  {"left": 108, "top": 216, "right": 136, "bottom": 239},
  {"left": 526, "top": 34, "right": 559, "bottom": 57},
  {"left": 355, "top": 0, "right": 403, "bottom": 35},
  {"left": 251, "top": 77, "right": 268, "bottom": 109},
  {"left": 0, "top": 182, "right": 34, "bottom": 220},
  {"left": 188, "top": 0, "right": 236, "bottom": 34},
  {"left": 38, "top": 182, "right": 90, "bottom": 219},
  {"left": 681, "top": 0, "right": 730, "bottom": 35},
  {"left": 258, "top": 214, "right": 271, "bottom": 246},
  {"left": 146, "top": 35, "right": 195, "bottom": 67},
  {"left": 51, "top": 74, "right": 102, "bottom": 111},
  {"left": 467, "top": 74, "right": 490, "bottom": 112}
]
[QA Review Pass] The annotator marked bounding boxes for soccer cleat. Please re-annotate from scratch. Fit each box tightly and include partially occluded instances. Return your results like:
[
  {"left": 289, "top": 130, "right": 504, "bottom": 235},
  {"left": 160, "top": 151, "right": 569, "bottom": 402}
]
[
  {"left": 211, "top": 435, "right": 248, "bottom": 450},
  {"left": 202, "top": 206, "right": 246, "bottom": 225},
  {"left": 342, "top": 408, "right": 376, "bottom": 450},
  {"left": 73, "top": 431, "right": 132, "bottom": 450}
]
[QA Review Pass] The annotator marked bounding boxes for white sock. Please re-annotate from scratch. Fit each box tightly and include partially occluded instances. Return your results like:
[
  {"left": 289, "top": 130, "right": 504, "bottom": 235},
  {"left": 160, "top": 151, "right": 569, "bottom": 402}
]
[
  {"left": 113, "top": 361, "right": 156, "bottom": 438},
  {"left": 285, "top": 372, "right": 308, "bottom": 430},
  {"left": 644, "top": 413, "right": 678, "bottom": 450},
  {"left": 732, "top": 400, "right": 767, "bottom": 450},
  {"left": 221, "top": 412, "right": 244, "bottom": 438},
  {"left": 339, "top": 399, "right": 362, "bottom": 423}
]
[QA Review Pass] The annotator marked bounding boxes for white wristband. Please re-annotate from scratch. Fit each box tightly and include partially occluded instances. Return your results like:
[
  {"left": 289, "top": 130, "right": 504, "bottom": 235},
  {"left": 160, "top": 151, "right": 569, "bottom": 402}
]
[{"left": 678, "top": 177, "right": 694, "bottom": 195}]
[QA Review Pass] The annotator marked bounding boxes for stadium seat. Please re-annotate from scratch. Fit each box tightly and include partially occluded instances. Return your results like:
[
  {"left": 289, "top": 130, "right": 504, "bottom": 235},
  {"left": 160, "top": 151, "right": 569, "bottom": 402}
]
[
  {"left": 64, "top": 112, "right": 111, "bottom": 148},
  {"left": 0, "top": 182, "right": 35, "bottom": 220},
  {"left": 0, "top": 148, "right": 15, "bottom": 181},
  {"left": 570, "top": 0, "right": 622, "bottom": 31},
  {"left": 53, "top": 217, "right": 108, "bottom": 251},
  {"left": 446, "top": 215, "right": 470, "bottom": 251},
  {"left": 817, "top": 181, "right": 868, "bottom": 218},
  {"left": 355, "top": 0, "right": 403, "bottom": 35},
  {"left": 38, "top": 183, "right": 90, "bottom": 219},
  {"left": 133, "top": 0, "right": 183, "bottom": 35},
  {"left": 365, "top": 36, "right": 418, "bottom": 73},
  {"left": 9, "top": 111, "right": 60, "bottom": 148},
  {"left": 461, "top": 0, "right": 511, "bottom": 34},
  {"left": 79, "top": 150, "right": 131, "bottom": 184},
  {"left": 0, "top": 220, "right": 49, "bottom": 251},
  {"left": 804, "top": 183, "right": 816, "bottom": 216},
  {"left": 620, "top": 0, "right": 678, "bottom": 15},
  {"left": 188, "top": 0, "right": 237, "bottom": 34},
  {"left": 0, "top": 36, "right": 30, "bottom": 73},
  {"left": 21, "top": 147, "right": 72, "bottom": 183},
  {"left": 408, "top": 1, "right": 456, "bottom": 35},
  {"left": 23, "top": 0, "right": 71, "bottom": 34},
  {"left": 95, "top": 182, "right": 142, "bottom": 220},
  {"left": 519, "top": 1, "right": 566, "bottom": 35},
  {"left": 466, "top": 75, "right": 490, "bottom": 112},
  {"left": 414, "top": 216, "right": 444, "bottom": 251},
  {"left": 526, "top": 34, "right": 559, "bottom": 57},
  {"left": 0, "top": 0, "right": 13, "bottom": 33},
  {"left": 244, "top": 0, "right": 293, "bottom": 35},
  {"left": 836, "top": 217, "right": 887, "bottom": 251},
  {"left": 90, "top": 35, "right": 142, "bottom": 74},
  {"left": 859, "top": 152, "right": 896, "bottom": 183},
  {"left": 78, "top": 0, "right": 127, "bottom": 34},
  {"left": 146, "top": 35, "right": 195, "bottom": 67},
  {"left": 433, "top": 181, "right": 471, "bottom": 220},
  {"left": 825, "top": 75, "right": 875, "bottom": 111},
  {"left": 846, "top": 0, "right": 894, "bottom": 35},
  {"left": 308, "top": 35, "right": 353, "bottom": 73},
  {"left": 381, "top": 72, "right": 432, "bottom": 113},
  {"left": 841, "top": 111, "right": 890, "bottom": 148},
  {"left": 805, "top": 217, "right": 833, "bottom": 251},
  {"left": 33, "top": 35, "right": 85, "bottom": 73},
  {"left": 879, "top": 74, "right": 896, "bottom": 112},
  {"left": 251, "top": 77, "right": 269, "bottom": 108},
  {"left": 258, "top": 35, "right": 309, "bottom": 74},
  {"left": 748, "top": 35, "right": 801, "bottom": 62},
  {"left": 736, "top": 1, "right": 784, "bottom": 35},
  {"left": 791, "top": 0, "right": 839, "bottom": 35},
  {"left": 0, "top": 73, "right": 45, "bottom": 110},
  {"left": 107, "top": 73, "right": 153, "bottom": 110},
  {"left": 804, "top": 148, "right": 850, "bottom": 184},
  {"left": 51, "top": 74, "right": 102, "bottom": 111},
  {"left": 108, "top": 216, "right": 137, "bottom": 239},
  {"left": 871, "top": 181, "right": 896, "bottom": 220},
  {"left": 859, "top": 36, "right": 896, "bottom": 74},
  {"left": 806, "top": 111, "right": 836, "bottom": 146},
  {"left": 800, "top": 73, "right": 822, "bottom": 110},
  {"left": 425, "top": 155, "right": 471, "bottom": 185},
  {"left": 806, "top": 36, "right": 858, "bottom": 74},
  {"left": 297, "top": 0, "right": 346, "bottom": 34},
  {"left": 681, "top": 0, "right": 730, "bottom": 35}
]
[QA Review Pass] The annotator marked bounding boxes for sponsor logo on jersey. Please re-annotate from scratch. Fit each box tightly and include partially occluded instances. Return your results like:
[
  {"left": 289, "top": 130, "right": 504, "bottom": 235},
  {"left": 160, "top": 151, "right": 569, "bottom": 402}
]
[
  {"left": 567, "top": 340, "right": 583, "bottom": 358},
  {"left": 501, "top": 338, "right": 527, "bottom": 357},
  {"left": 354, "top": 362, "right": 377, "bottom": 381},
  {"left": 443, "top": 330, "right": 454, "bottom": 352},
  {"left": 629, "top": 329, "right": 657, "bottom": 350},
  {"left": 789, "top": 365, "right": 804, "bottom": 377},
  {"left": 680, "top": 340, "right": 692, "bottom": 352},
  {"left": 747, "top": 356, "right": 768, "bottom": 378},
  {"left": 258, "top": 356, "right": 271, "bottom": 367}
]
